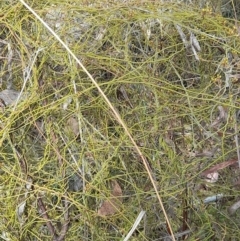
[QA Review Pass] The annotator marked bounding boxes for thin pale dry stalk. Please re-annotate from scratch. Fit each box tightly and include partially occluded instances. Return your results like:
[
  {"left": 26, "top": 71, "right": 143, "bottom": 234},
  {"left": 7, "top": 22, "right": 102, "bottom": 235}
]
[
  {"left": 123, "top": 210, "right": 146, "bottom": 241},
  {"left": 19, "top": 1, "right": 176, "bottom": 240}
]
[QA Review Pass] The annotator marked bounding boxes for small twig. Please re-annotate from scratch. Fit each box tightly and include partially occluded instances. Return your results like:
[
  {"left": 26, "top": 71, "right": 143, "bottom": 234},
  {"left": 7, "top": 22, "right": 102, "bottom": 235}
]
[
  {"left": 37, "top": 197, "right": 58, "bottom": 241},
  {"left": 0, "top": 39, "right": 13, "bottom": 88},
  {"left": 12, "top": 47, "right": 44, "bottom": 112},
  {"left": 71, "top": 77, "right": 83, "bottom": 143},
  {"left": 57, "top": 196, "right": 70, "bottom": 241},
  {"left": 57, "top": 125, "right": 83, "bottom": 176},
  {"left": 12, "top": 144, "right": 28, "bottom": 174},
  {"left": 182, "top": 186, "right": 188, "bottom": 240},
  {"left": 234, "top": 114, "right": 240, "bottom": 168},
  {"left": 50, "top": 129, "right": 69, "bottom": 241},
  {"left": 6, "top": 41, "right": 13, "bottom": 89}
]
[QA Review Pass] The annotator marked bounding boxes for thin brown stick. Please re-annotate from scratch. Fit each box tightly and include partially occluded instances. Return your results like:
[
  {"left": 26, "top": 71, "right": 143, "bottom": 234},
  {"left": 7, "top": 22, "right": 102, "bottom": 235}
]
[
  {"left": 50, "top": 130, "right": 70, "bottom": 241},
  {"left": 37, "top": 197, "right": 58, "bottom": 241},
  {"left": 182, "top": 186, "right": 188, "bottom": 240},
  {"left": 57, "top": 196, "right": 70, "bottom": 241}
]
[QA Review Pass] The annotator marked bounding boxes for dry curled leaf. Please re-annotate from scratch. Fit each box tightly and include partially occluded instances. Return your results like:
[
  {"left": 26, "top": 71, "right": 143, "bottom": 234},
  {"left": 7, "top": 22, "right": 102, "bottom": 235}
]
[{"left": 98, "top": 180, "right": 123, "bottom": 216}]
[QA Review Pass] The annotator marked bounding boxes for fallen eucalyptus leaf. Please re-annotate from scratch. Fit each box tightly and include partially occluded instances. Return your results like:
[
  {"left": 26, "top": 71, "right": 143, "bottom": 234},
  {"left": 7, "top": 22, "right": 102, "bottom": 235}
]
[
  {"left": 98, "top": 180, "right": 122, "bottom": 216},
  {"left": 66, "top": 116, "right": 79, "bottom": 137},
  {"left": 201, "top": 158, "right": 237, "bottom": 177}
]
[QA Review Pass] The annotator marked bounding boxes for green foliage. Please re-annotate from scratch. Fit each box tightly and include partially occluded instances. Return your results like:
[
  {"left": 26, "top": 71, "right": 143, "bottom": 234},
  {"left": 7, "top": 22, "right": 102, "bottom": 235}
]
[{"left": 0, "top": 0, "right": 240, "bottom": 240}]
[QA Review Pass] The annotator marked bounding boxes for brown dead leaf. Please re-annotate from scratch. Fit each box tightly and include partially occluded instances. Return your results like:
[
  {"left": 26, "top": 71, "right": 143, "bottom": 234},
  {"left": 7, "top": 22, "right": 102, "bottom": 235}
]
[
  {"left": 98, "top": 180, "right": 123, "bottom": 216},
  {"left": 67, "top": 116, "right": 79, "bottom": 137},
  {"left": 201, "top": 158, "right": 237, "bottom": 177}
]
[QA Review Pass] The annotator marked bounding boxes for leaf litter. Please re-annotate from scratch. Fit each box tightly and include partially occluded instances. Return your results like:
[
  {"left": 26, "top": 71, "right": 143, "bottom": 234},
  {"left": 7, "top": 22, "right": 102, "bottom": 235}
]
[{"left": 98, "top": 180, "right": 123, "bottom": 216}]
